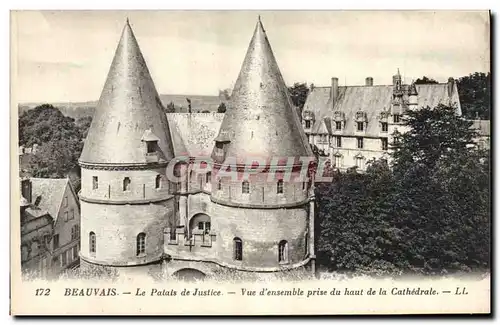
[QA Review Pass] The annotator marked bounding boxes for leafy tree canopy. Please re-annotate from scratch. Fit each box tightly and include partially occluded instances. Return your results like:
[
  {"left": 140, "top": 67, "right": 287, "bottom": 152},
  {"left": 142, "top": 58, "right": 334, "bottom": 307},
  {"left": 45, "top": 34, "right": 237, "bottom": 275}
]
[
  {"left": 288, "top": 82, "right": 309, "bottom": 114},
  {"left": 456, "top": 72, "right": 491, "bottom": 120},
  {"left": 217, "top": 102, "right": 227, "bottom": 113},
  {"left": 414, "top": 76, "right": 439, "bottom": 84}
]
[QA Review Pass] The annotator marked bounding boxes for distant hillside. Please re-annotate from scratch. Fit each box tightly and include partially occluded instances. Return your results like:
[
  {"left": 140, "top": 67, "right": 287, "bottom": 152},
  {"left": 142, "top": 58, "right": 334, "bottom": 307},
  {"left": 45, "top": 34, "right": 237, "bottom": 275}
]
[{"left": 18, "top": 94, "right": 224, "bottom": 119}]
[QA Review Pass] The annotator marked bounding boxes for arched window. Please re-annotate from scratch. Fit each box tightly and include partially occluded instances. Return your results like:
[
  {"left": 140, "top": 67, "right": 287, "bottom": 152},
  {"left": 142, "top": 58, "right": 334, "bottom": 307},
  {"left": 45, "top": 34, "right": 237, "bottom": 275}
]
[
  {"left": 277, "top": 179, "right": 284, "bottom": 194},
  {"left": 155, "top": 175, "right": 161, "bottom": 189},
  {"left": 233, "top": 237, "right": 243, "bottom": 261},
  {"left": 242, "top": 181, "right": 250, "bottom": 194},
  {"left": 278, "top": 240, "right": 288, "bottom": 263},
  {"left": 217, "top": 178, "right": 222, "bottom": 190},
  {"left": 136, "top": 233, "right": 146, "bottom": 256},
  {"left": 123, "top": 177, "right": 131, "bottom": 191},
  {"left": 89, "top": 232, "right": 96, "bottom": 254}
]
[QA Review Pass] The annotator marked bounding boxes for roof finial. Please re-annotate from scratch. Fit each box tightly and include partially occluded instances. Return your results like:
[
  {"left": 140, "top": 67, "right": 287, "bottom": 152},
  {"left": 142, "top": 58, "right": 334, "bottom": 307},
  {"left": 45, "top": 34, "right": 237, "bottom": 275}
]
[
  {"left": 258, "top": 15, "right": 261, "bottom": 23},
  {"left": 126, "top": 17, "right": 130, "bottom": 25}
]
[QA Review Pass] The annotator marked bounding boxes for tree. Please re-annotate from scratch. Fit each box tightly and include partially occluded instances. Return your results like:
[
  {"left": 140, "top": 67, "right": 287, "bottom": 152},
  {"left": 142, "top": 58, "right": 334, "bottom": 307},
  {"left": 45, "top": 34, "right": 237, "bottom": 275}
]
[
  {"left": 217, "top": 102, "right": 227, "bottom": 113},
  {"left": 288, "top": 83, "right": 309, "bottom": 114},
  {"left": 201, "top": 110, "right": 211, "bottom": 113},
  {"left": 414, "top": 76, "right": 439, "bottom": 84},
  {"left": 19, "top": 104, "right": 85, "bottom": 190},
  {"left": 164, "top": 101, "right": 176, "bottom": 113},
  {"left": 76, "top": 116, "right": 92, "bottom": 139},
  {"left": 456, "top": 72, "right": 491, "bottom": 120}
]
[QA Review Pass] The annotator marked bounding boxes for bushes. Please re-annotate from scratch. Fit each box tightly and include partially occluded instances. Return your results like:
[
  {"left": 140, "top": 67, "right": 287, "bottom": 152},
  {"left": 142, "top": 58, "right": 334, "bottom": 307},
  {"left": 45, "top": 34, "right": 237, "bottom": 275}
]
[{"left": 316, "top": 105, "right": 490, "bottom": 275}]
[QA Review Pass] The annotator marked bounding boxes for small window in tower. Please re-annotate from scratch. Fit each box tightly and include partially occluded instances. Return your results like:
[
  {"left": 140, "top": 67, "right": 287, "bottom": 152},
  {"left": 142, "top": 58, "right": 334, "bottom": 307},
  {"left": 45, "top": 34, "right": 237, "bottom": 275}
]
[
  {"left": 146, "top": 141, "right": 157, "bottom": 154},
  {"left": 393, "top": 114, "right": 401, "bottom": 123},
  {"left": 357, "top": 122, "right": 364, "bottom": 132},
  {"left": 155, "top": 175, "right": 161, "bottom": 189},
  {"left": 218, "top": 178, "right": 222, "bottom": 191},
  {"left": 242, "top": 181, "right": 250, "bottom": 194},
  {"left": 123, "top": 177, "right": 131, "bottom": 191},
  {"left": 381, "top": 122, "right": 388, "bottom": 132},
  {"left": 89, "top": 232, "right": 96, "bottom": 254},
  {"left": 305, "top": 120, "right": 311, "bottom": 128},
  {"left": 335, "top": 121, "right": 342, "bottom": 130},
  {"left": 206, "top": 172, "right": 211, "bottom": 184},
  {"left": 278, "top": 240, "right": 289, "bottom": 263},
  {"left": 136, "top": 233, "right": 146, "bottom": 256},
  {"left": 277, "top": 179, "right": 284, "bottom": 194},
  {"left": 92, "top": 176, "right": 98, "bottom": 190},
  {"left": 233, "top": 237, "right": 243, "bottom": 261}
]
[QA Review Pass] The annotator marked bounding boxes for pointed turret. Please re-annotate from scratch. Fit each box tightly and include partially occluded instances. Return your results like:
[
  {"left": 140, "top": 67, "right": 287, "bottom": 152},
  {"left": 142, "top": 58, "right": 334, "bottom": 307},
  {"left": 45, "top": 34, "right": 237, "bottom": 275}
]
[
  {"left": 212, "top": 17, "right": 313, "bottom": 164},
  {"left": 79, "top": 19, "right": 174, "bottom": 165}
]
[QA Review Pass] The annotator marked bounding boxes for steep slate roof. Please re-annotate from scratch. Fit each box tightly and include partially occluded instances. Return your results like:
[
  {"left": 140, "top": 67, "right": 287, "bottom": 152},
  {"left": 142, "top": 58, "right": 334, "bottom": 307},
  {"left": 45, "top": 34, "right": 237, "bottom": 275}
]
[
  {"left": 80, "top": 19, "right": 174, "bottom": 165},
  {"left": 212, "top": 17, "right": 313, "bottom": 164},
  {"left": 29, "top": 178, "right": 69, "bottom": 221},
  {"left": 166, "top": 113, "right": 224, "bottom": 157},
  {"left": 304, "top": 83, "right": 462, "bottom": 136}
]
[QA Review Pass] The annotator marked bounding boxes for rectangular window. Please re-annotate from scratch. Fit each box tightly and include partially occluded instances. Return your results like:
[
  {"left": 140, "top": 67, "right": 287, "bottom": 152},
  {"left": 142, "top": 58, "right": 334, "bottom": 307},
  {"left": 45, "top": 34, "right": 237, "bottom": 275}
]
[
  {"left": 198, "top": 222, "right": 204, "bottom": 230},
  {"left": 335, "top": 136, "right": 342, "bottom": 148},
  {"left": 67, "top": 249, "right": 73, "bottom": 263},
  {"left": 305, "top": 120, "right": 311, "bottom": 128},
  {"left": 357, "top": 122, "right": 364, "bottom": 131},
  {"left": 92, "top": 176, "right": 98, "bottom": 190},
  {"left": 69, "top": 209, "right": 74, "bottom": 220},
  {"left": 356, "top": 157, "right": 364, "bottom": 169},
  {"left": 335, "top": 121, "right": 342, "bottom": 130},
  {"left": 277, "top": 180, "right": 284, "bottom": 194},
  {"left": 72, "top": 246, "right": 78, "bottom": 260},
  {"left": 64, "top": 211, "right": 68, "bottom": 222},
  {"left": 381, "top": 138, "right": 388, "bottom": 150},
  {"left": 146, "top": 141, "right": 157, "bottom": 153},
  {"left": 357, "top": 137, "right": 364, "bottom": 149},
  {"left": 64, "top": 196, "right": 68, "bottom": 207},
  {"left": 381, "top": 122, "right": 388, "bottom": 132},
  {"left": 393, "top": 114, "right": 401, "bottom": 123},
  {"left": 53, "top": 234, "right": 59, "bottom": 250},
  {"left": 242, "top": 181, "right": 250, "bottom": 194},
  {"left": 335, "top": 156, "right": 342, "bottom": 168},
  {"left": 61, "top": 251, "right": 67, "bottom": 266},
  {"left": 206, "top": 172, "right": 211, "bottom": 184}
]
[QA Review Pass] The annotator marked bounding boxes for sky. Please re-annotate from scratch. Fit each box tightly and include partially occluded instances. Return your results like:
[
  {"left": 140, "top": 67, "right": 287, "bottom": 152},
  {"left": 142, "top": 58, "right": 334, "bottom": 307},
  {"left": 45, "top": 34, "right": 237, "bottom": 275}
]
[{"left": 12, "top": 10, "right": 490, "bottom": 103}]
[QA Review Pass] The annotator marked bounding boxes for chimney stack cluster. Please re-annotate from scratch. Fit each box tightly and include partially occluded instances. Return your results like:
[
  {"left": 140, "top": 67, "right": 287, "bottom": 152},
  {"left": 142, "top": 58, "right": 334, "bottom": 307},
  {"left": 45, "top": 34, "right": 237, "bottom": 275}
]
[{"left": 365, "top": 77, "right": 373, "bottom": 86}]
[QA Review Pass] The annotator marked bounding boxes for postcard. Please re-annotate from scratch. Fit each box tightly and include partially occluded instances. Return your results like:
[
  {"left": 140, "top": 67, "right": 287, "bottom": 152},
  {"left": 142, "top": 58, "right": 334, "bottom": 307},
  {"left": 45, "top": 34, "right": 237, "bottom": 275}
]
[{"left": 10, "top": 10, "right": 491, "bottom": 315}]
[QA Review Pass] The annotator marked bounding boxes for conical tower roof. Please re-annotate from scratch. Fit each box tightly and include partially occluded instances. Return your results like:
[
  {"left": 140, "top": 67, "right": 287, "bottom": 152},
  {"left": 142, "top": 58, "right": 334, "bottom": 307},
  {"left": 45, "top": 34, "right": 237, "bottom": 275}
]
[
  {"left": 80, "top": 19, "right": 174, "bottom": 165},
  {"left": 212, "top": 17, "right": 313, "bottom": 165}
]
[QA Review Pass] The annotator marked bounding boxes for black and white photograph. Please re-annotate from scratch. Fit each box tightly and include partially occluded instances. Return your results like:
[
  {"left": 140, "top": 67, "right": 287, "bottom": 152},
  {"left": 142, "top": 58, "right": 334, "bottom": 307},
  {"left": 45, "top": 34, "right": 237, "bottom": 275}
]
[{"left": 10, "top": 10, "right": 491, "bottom": 315}]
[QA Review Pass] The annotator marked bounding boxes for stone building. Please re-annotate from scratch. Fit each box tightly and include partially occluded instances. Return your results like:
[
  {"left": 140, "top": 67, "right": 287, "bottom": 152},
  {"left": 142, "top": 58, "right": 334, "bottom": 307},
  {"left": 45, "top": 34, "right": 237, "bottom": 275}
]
[
  {"left": 301, "top": 72, "right": 462, "bottom": 171},
  {"left": 20, "top": 177, "right": 80, "bottom": 278},
  {"left": 78, "top": 18, "right": 316, "bottom": 279}
]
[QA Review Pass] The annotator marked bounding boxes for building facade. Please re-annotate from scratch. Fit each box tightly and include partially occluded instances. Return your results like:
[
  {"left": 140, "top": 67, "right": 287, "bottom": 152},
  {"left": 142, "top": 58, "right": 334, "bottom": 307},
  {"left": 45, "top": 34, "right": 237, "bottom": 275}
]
[
  {"left": 20, "top": 177, "right": 81, "bottom": 278},
  {"left": 78, "top": 18, "right": 316, "bottom": 279},
  {"left": 301, "top": 73, "right": 462, "bottom": 171}
]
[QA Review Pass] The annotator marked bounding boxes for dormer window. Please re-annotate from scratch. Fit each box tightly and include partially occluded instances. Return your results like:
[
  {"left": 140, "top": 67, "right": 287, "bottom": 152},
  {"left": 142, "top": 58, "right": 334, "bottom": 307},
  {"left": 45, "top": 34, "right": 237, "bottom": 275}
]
[
  {"left": 335, "top": 121, "right": 342, "bottom": 130},
  {"left": 305, "top": 120, "right": 311, "bottom": 129},
  {"left": 146, "top": 141, "right": 157, "bottom": 154},
  {"left": 141, "top": 129, "right": 160, "bottom": 156},
  {"left": 381, "top": 122, "right": 388, "bottom": 132}
]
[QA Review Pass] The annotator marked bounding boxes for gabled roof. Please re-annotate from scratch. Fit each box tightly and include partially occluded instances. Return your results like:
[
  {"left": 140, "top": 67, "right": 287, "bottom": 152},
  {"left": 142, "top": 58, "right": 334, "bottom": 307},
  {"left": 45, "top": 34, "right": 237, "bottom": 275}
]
[
  {"left": 304, "top": 83, "right": 462, "bottom": 136},
  {"left": 166, "top": 113, "right": 224, "bottom": 157},
  {"left": 29, "top": 178, "right": 69, "bottom": 221},
  {"left": 211, "top": 17, "right": 313, "bottom": 164},
  {"left": 79, "top": 19, "right": 174, "bottom": 165}
]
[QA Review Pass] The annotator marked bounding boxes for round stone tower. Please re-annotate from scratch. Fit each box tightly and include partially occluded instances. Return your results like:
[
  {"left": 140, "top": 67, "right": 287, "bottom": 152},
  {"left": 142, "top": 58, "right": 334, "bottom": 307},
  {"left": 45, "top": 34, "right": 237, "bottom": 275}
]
[
  {"left": 78, "top": 20, "right": 175, "bottom": 275},
  {"left": 209, "top": 17, "right": 316, "bottom": 273}
]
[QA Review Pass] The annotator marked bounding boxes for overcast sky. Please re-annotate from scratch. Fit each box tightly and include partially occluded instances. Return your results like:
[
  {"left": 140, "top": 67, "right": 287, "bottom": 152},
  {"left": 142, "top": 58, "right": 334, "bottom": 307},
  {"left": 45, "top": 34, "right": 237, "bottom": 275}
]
[{"left": 12, "top": 10, "right": 490, "bottom": 103}]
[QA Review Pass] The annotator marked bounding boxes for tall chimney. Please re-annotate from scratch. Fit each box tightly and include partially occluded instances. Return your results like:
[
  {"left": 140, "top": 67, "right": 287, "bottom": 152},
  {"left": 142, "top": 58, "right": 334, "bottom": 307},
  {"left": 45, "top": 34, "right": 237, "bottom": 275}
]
[
  {"left": 365, "top": 77, "right": 373, "bottom": 86},
  {"left": 331, "top": 77, "right": 339, "bottom": 109},
  {"left": 447, "top": 77, "right": 455, "bottom": 97}
]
